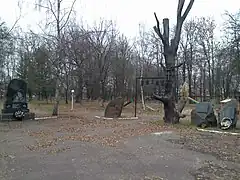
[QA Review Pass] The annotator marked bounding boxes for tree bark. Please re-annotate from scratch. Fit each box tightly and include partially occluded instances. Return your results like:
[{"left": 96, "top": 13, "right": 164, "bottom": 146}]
[
  {"left": 152, "top": 94, "right": 186, "bottom": 123},
  {"left": 140, "top": 64, "right": 146, "bottom": 110},
  {"left": 52, "top": 0, "right": 61, "bottom": 116},
  {"left": 52, "top": 78, "right": 60, "bottom": 116},
  {"left": 152, "top": 0, "right": 194, "bottom": 123},
  {"left": 187, "top": 45, "right": 193, "bottom": 97},
  {"left": 203, "top": 63, "right": 206, "bottom": 101}
]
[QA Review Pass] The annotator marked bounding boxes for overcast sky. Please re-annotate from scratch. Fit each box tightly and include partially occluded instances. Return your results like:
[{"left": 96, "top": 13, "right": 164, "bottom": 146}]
[{"left": 0, "top": 0, "right": 239, "bottom": 39}]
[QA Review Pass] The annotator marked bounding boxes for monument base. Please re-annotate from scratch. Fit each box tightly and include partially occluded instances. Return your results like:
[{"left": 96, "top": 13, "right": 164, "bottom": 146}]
[
  {"left": 0, "top": 112, "right": 35, "bottom": 121},
  {"left": 95, "top": 115, "right": 138, "bottom": 120}
]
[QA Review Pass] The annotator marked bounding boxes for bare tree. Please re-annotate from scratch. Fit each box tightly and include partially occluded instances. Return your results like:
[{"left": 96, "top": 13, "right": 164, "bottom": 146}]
[
  {"left": 35, "top": 0, "right": 76, "bottom": 115},
  {"left": 138, "top": 24, "right": 148, "bottom": 110},
  {"left": 153, "top": 0, "right": 195, "bottom": 124},
  {"left": 195, "top": 17, "right": 216, "bottom": 98},
  {"left": 85, "top": 21, "right": 118, "bottom": 103},
  {"left": 180, "top": 19, "right": 197, "bottom": 97}
]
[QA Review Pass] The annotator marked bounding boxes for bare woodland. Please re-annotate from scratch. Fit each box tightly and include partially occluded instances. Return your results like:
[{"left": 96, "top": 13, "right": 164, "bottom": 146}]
[{"left": 0, "top": 0, "right": 240, "bottom": 121}]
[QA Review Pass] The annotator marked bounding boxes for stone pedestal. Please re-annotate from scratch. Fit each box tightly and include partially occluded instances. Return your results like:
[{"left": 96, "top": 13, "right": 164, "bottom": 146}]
[{"left": 1, "top": 112, "right": 35, "bottom": 121}]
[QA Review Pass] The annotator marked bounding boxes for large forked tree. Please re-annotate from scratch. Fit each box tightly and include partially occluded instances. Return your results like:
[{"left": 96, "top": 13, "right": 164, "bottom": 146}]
[{"left": 153, "top": 0, "right": 195, "bottom": 124}]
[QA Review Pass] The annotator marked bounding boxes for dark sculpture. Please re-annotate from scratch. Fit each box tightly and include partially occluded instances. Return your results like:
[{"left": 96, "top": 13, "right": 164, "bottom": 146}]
[
  {"left": 1, "top": 79, "right": 35, "bottom": 121},
  {"left": 191, "top": 102, "right": 217, "bottom": 128},
  {"left": 218, "top": 99, "right": 238, "bottom": 130},
  {"left": 104, "top": 97, "right": 124, "bottom": 118}
]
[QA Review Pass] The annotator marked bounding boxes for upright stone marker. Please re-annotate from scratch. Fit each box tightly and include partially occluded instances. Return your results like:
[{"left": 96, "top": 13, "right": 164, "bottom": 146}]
[
  {"left": 1, "top": 79, "right": 35, "bottom": 121},
  {"left": 104, "top": 97, "right": 124, "bottom": 118}
]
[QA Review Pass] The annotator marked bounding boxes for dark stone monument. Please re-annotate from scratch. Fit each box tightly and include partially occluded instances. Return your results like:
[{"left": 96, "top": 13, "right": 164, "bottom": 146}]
[
  {"left": 191, "top": 102, "right": 217, "bottom": 128},
  {"left": 218, "top": 99, "right": 238, "bottom": 130},
  {"left": 1, "top": 79, "right": 35, "bottom": 121},
  {"left": 104, "top": 97, "right": 124, "bottom": 118}
]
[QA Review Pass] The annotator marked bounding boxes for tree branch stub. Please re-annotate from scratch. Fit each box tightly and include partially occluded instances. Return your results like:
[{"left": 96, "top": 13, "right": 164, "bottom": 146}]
[
  {"left": 163, "top": 18, "right": 170, "bottom": 47},
  {"left": 153, "top": 12, "right": 166, "bottom": 46}
]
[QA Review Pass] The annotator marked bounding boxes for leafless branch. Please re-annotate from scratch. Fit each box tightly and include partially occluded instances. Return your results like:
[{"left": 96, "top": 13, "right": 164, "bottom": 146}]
[
  {"left": 152, "top": 93, "right": 168, "bottom": 104},
  {"left": 182, "top": 0, "right": 195, "bottom": 21},
  {"left": 173, "top": 0, "right": 194, "bottom": 53},
  {"left": 168, "top": 62, "right": 184, "bottom": 70},
  {"left": 1, "top": 4, "right": 22, "bottom": 39},
  {"left": 35, "top": 3, "right": 49, "bottom": 9},
  {"left": 59, "top": 11, "right": 70, "bottom": 23},
  {"left": 37, "top": 23, "right": 58, "bottom": 42},
  {"left": 153, "top": 12, "right": 166, "bottom": 45},
  {"left": 48, "top": 0, "right": 58, "bottom": 22},
  {"left": 177, "top": 0, "right": 185, "bottom": 18},
  {"left": 60, "top": 0, "right": 76, "bottom": 31},
  {"left": 5, "top": 16, "right": 20, "bottom": 35},
  {"left": 160, "top": 62, "right": 166, "bottom": 71},
  {"left": 0, "top": 22, "right": 4, "bottom": 28}
]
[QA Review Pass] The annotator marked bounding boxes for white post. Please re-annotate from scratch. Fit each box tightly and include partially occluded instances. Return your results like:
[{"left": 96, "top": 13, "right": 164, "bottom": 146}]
[{"left": 71, "top": 89, "right": 74, "bottom": 110}]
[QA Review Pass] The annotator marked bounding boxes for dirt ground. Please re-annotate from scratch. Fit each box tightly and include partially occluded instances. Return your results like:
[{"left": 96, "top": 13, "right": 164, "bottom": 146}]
[{"left": 0, "top": 101, "right": 240, "bottom": 180}]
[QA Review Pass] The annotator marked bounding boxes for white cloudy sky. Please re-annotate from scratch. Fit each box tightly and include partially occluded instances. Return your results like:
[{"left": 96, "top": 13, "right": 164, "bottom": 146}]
[{"left": 0, "top": 0, "right": 239, "bottom": 38}]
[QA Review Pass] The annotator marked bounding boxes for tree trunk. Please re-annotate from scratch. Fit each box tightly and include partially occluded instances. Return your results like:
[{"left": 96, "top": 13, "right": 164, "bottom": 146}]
[
  {"left": 52, "top": 0, "right": 61, "bottom": 116},
  {"left": 75, "top": 76, "right": 83, "bottom": 103},
  {"left": 193, "top": 73, "right": 197, "bottom": 99},
  {"left": 152, "top": 0, "right": 194, "bottom": 123},
  {"left": 65, "top": 88, "right": 68, "bottom": 104},
  {"left": 163, "top": 55, "right": 180, "bottom": 123},
  {"left": 140, "top": 64, "right": 146, "bottom": 110},
  {"left": 203, "top": 63, "right": 206, "bottom": 101},
  {"left": 65, "top": 74, "right": 69, "bottom": 104},
  {"left": 52, "top": 78, "right": 60, "bottom": 116},
  {"left": 224, "top": 74, "right": 232, "bottom": 98},
  {"left": 183, "top": 50, "right": 187, "bottom": 82},
  {"left": 153, "top": 94, "right": 186, "bottom": 124},
  {"left": 200, "top": 70, "right": 203, "bottom": 101},
  {"left": 187, "top": 45, "right": 193, "bottom": 97},
  {"left": 211, "top": 39, "right": 215, "bottom": 97},
  {"left": 28, "top": 88, "right": 32, "bottom": 101}
]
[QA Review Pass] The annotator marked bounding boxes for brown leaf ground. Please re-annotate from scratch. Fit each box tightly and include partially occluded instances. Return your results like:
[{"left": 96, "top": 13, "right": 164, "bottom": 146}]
[{"left": 1, "top": 101, "right": 240, "bottom": 179}]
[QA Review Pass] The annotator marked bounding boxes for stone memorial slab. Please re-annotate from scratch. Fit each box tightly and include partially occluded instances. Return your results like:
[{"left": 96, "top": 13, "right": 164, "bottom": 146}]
[
  {"left": 1, "top": 79, "right": 35, "bottom": 121},
  {"left": 104, "top": 97, "right": 124, "bottom": 118}
]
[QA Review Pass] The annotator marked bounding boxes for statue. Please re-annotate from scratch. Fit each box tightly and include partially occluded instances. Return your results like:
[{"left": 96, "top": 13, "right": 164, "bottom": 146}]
[{"left": 1, "top": 79, "right": 35, "bottom": 120}]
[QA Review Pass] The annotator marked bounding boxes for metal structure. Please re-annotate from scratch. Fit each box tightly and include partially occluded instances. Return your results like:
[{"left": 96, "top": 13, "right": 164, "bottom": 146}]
[{"left": 134, "top": 76, "right": 167, "bottom": 117}]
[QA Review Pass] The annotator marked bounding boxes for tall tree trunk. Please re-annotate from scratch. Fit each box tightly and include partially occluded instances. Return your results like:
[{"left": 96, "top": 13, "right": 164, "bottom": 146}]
[
  {"left": 152, "top": 0, "right": 194, "bottom": 123},
  {"left": 65, "top": 88, "right": 68, "bottom": 104},
  {"left": 52, "top": 78, "right": 60, "bottom": 116},
  {"left": 52, "top": 0, "right": 61, "bottom": 116},
  {"left": 203, "top": 63, "right": 206, "bottom": 101},
  {"left": 200, "top": 69, "right": 203, "bottom": 102},
  {"left": 188, "top": 45, "right": 193, "bottom": 97},
  {"left": 211, "top": 38, "right": 215, "bottom": 97},
  {"left": 193, "top": 73, "right": 197, "bottom": 99},
  {"left": 140, "top": 63, "right": 146, "bottom": 110},
  {"left": 75, "top": 75, "right": 83, "bottom": 103},
  {"left": 183, "top": 49, "right": 187, "bottom": 82},
  {"left": 224, "top": 74, "right": 232, "bottom": 98}
]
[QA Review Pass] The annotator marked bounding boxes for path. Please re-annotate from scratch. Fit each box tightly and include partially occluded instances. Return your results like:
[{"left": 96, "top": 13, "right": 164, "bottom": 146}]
[{"left": 0, "top": 113, "right": 239, "bottom": 180}]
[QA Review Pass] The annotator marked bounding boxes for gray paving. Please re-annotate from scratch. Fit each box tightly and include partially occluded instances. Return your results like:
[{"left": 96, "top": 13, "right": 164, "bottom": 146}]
[{"left": 0, "top": 124, "right": 233, "bottom": 180}]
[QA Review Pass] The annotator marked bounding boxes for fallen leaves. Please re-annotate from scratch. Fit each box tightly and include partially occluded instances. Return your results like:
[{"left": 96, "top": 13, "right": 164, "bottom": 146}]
[
  {"left": 24, "top": 117, "right": 176, "bottom": 152},
  {"left": 46, "top": 146, "right": 71, "bottom": 154},
  {"left": 190, "top": 160, "right": 240, "bottom": 180},
  {"left": 168, "top": 132, "right": 240, "bottom": 163},
  {"left": 143, "top": 176, "right": 165, "bottom": 180}
]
